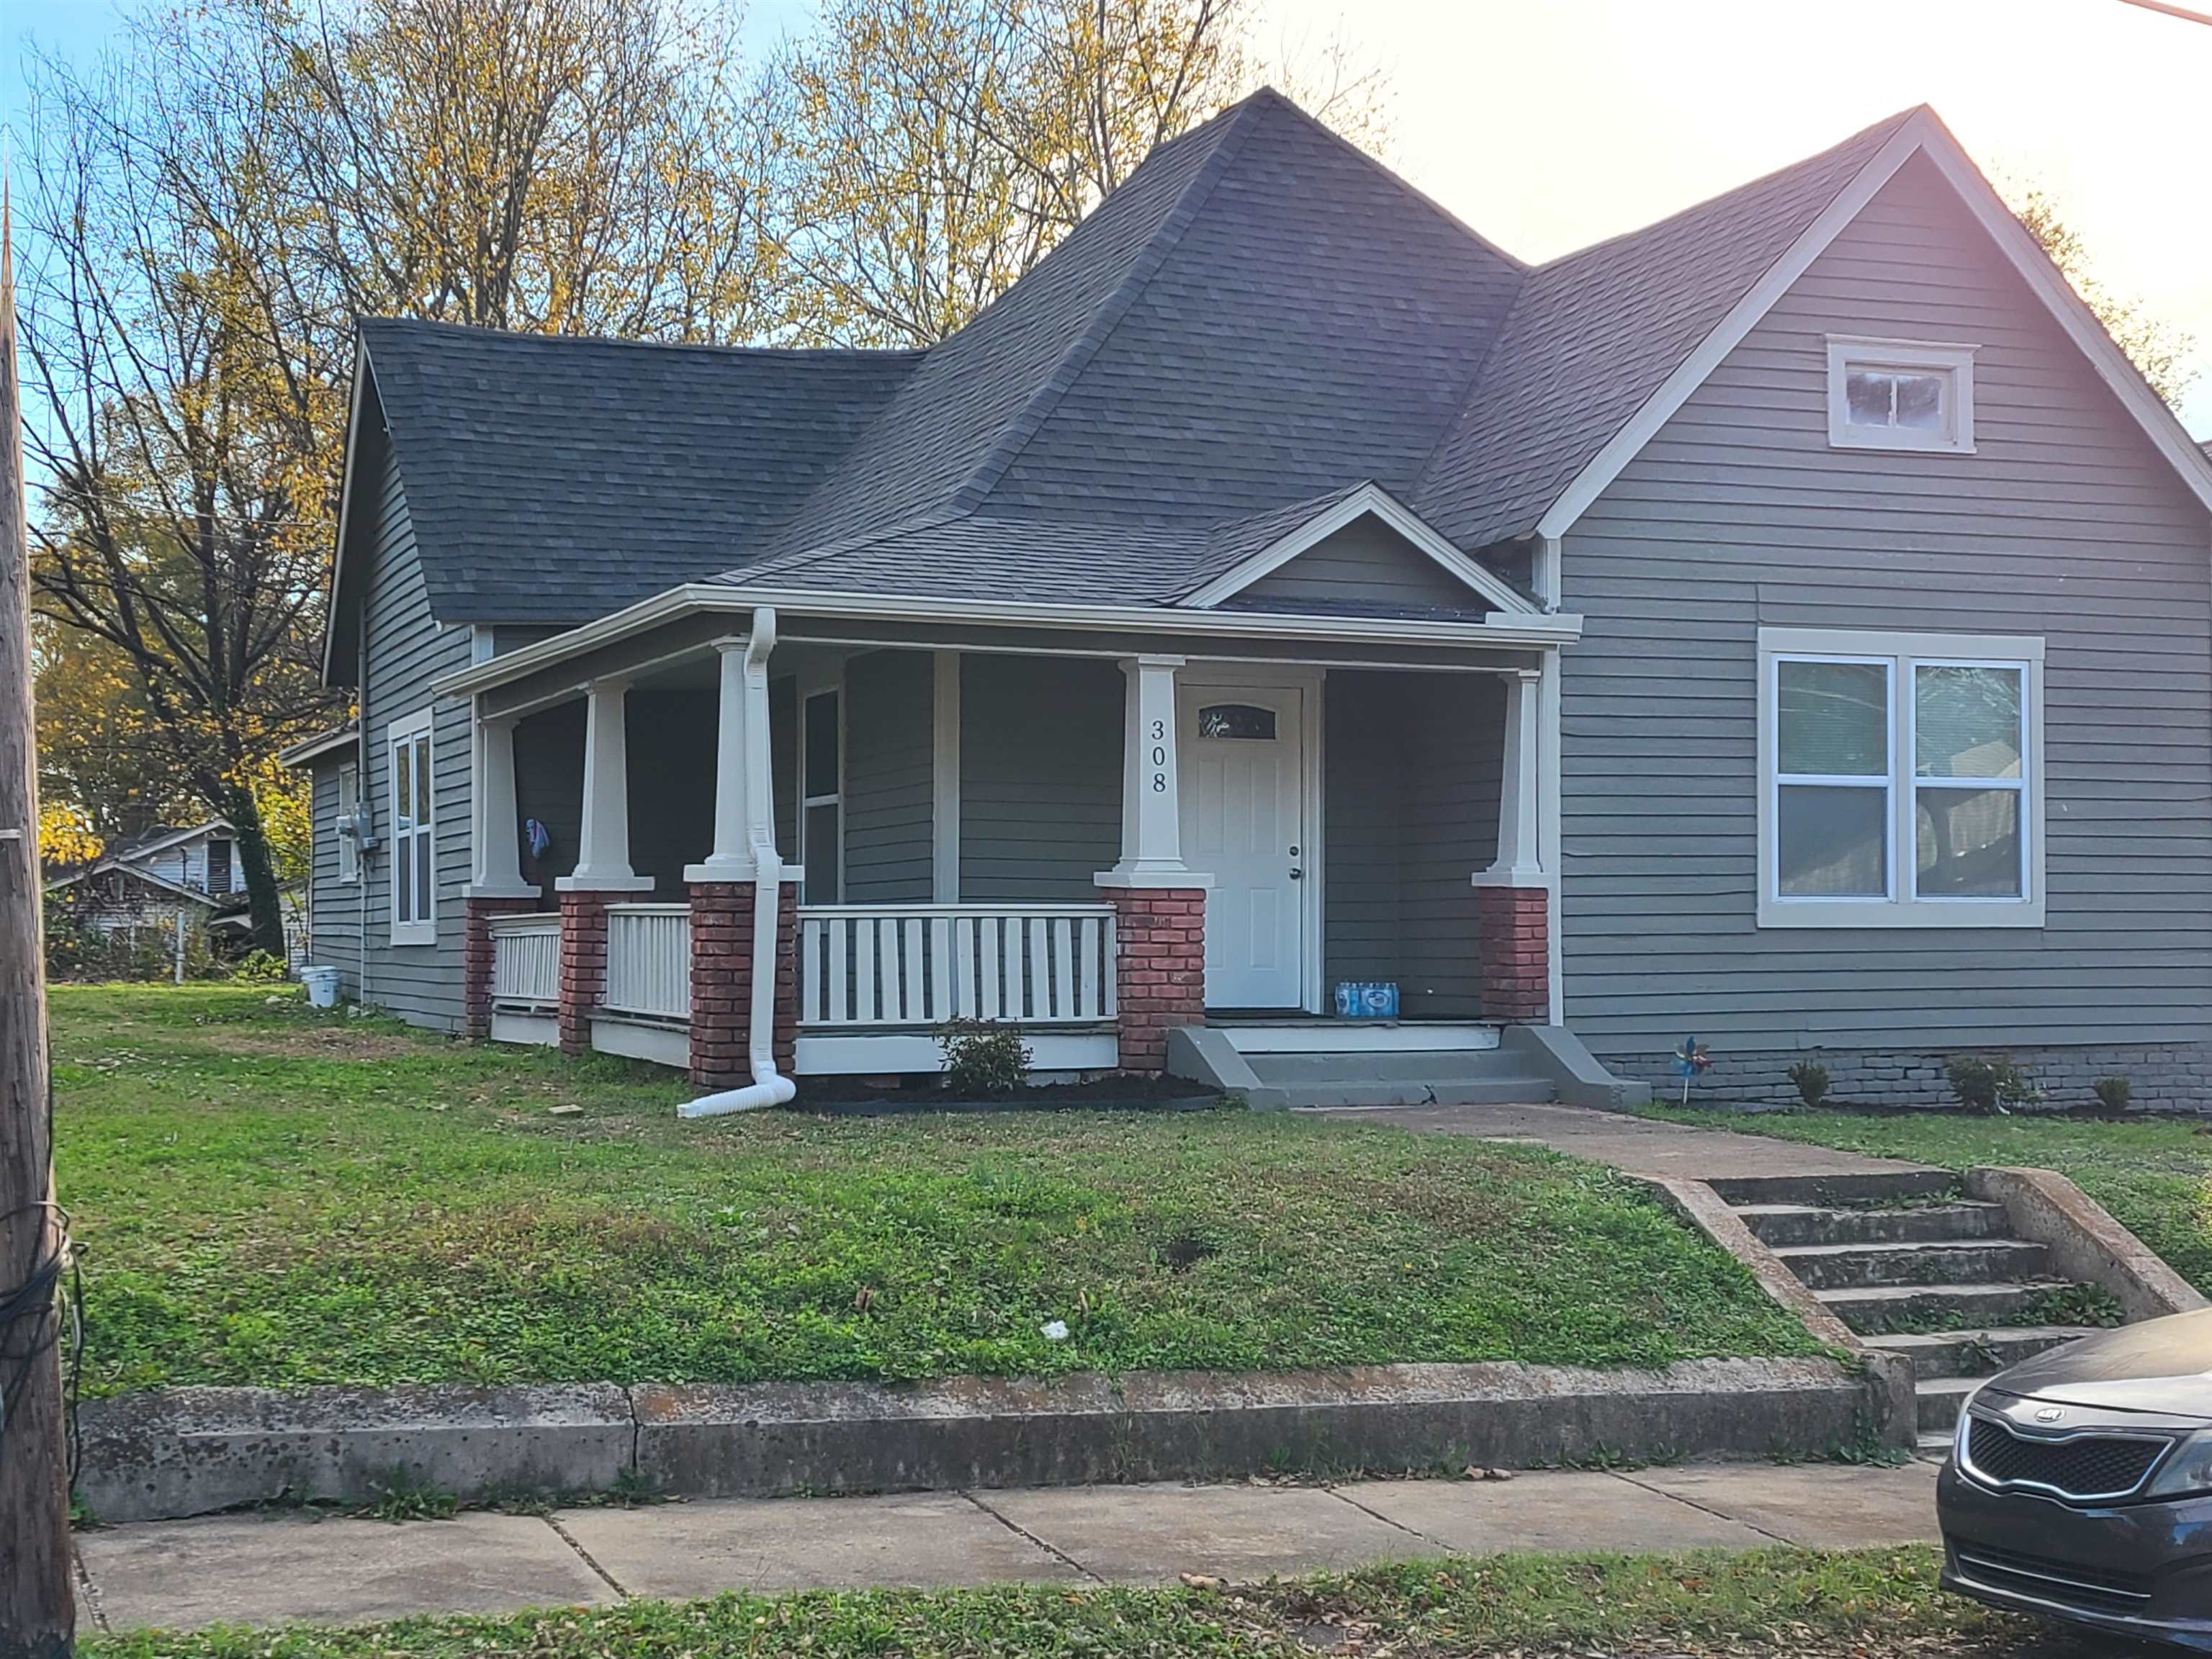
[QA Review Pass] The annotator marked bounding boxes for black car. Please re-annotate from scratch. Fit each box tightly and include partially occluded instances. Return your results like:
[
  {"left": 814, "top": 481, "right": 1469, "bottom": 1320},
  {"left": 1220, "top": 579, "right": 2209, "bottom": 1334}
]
[{"left": 1939, "top": 1308, "right": 2212, "bottom": 1650}]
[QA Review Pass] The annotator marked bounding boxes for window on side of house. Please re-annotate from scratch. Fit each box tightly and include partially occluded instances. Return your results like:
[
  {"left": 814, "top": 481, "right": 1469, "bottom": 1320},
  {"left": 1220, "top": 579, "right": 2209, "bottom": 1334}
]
[
  {"left": 1759, "top": 628, "right": 2042, "bottom": 928},
  {"left": 800, "top": 687, "right": 841, "bottom": 905},
  {"left": 207, "top": 837, "right": 233, "bottom": 895},
  {"left": 387, "top": 709, "right": 436, "bottom": 943},
  {"left": 1825, "top": 336, "right": 1976, "bottom": 454},
  {"left": 336, "top": 762, "right": 361, "bottom": 884}
]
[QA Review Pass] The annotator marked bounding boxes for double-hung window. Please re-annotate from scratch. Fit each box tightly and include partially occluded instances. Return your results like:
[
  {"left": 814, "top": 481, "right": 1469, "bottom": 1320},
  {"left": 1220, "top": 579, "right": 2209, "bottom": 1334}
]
[
  {"left": 800, "top": 687, "right": 842, "bottom": 905},
  {"left": 387, "top": 709, "right": 436, "bottom": 943},
  {"left": 1758, "top": 628, "right": 2043, "bottom": 927},
  {"left": 336, "top": 761, "right": 361, "bottom": 884}
]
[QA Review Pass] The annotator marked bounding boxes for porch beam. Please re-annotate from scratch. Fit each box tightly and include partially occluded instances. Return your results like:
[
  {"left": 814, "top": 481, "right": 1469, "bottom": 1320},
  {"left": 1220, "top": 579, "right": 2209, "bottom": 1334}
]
[
  {"left": 558, "top": 678, "right": 652, "bottom": 892},
  {"left": 1475, "top": 668, "right": 1545, "bottom": 886},
  {"left": 1095, "top": 655, "right": 1208, "bottom": 890},
  {"left": 467, "top": 711, "right": 537, "bottom": 898}
]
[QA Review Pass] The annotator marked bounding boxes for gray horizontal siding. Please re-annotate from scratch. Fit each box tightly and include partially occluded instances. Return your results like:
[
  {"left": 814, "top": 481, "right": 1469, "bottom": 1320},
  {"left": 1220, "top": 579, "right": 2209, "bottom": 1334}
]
[
  {"left": 960, "top": 655, "right": 1122, "bottom": 902},
  {"left": 354, "top": 432, "right": 475, "bottom": 1032},
  {"left": 842, "top": 650, "right": 935, "bottom": 903},
  {"left": 1558, "top": 150, "right": 2212, "bottom": 1062},
  {"left": 1242, "top": 517, "right": 1483, "bottom": 611},
  {"left": 305, "top": 752, "right": 363, "bottom": 991},
  {"left": 1323, "top": 670, "right": 1501, "bottom": 1017}
]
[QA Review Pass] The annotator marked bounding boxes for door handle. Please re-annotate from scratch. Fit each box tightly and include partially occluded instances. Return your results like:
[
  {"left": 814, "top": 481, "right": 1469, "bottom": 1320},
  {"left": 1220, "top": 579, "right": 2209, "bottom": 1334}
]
[{"left": 1288, "top": 868, "right": 1304, "bottom": 880}]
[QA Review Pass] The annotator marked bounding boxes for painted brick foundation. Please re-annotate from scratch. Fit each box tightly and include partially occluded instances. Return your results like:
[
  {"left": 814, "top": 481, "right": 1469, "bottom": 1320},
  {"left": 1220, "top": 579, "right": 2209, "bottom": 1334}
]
[
  {"left": 1475, "top": 885, "right": 1549, "bottom": 1023},
  {"left": 689, "top": 881, "right": 799, "bottom": 1089},
  {"left": 1103, "top": 886, "right": 1207, "bottom": 1073},
  {"left": 463, "top": 895, "right": 544, "bottom": 1038},
  {"left": 557, "top": 891, "right": 613, "bottom": 1056},
  {"left": 1619, "top": 1041, "right": 2212, "bottom": 1113}
]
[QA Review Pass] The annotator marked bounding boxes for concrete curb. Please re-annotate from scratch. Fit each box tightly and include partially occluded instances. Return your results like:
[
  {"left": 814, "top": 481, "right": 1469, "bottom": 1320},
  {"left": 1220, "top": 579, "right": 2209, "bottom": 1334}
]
[
  {"left": 76, "top": 1358, "right": 1879, "bottom": 1524},
  {"left": 1637, "top": 1176, "right": 1916, "bottom": 1451},
  {"left": 1967, "top": 1164, "right": 2211, "bottom": 1323}
]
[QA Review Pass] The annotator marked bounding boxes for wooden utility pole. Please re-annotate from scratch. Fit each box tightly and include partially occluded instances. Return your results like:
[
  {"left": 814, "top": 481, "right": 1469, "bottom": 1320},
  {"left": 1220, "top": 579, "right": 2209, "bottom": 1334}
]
[{"left": 0, "top": 183, "right": 75, "bottom": 1658}]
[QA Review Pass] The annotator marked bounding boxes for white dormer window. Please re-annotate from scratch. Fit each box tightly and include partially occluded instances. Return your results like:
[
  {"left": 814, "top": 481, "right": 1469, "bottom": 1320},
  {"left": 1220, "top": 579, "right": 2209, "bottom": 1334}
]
[{"left": 1826, "top": 336, "right": 1976, "bottom": 454}]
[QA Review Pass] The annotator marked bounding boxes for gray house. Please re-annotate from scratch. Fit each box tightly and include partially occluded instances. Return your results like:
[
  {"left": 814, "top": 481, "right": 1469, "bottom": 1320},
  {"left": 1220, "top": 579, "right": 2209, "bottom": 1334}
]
[{"left": 292, "top": 93, "right": 2212, "bottom": 1110}]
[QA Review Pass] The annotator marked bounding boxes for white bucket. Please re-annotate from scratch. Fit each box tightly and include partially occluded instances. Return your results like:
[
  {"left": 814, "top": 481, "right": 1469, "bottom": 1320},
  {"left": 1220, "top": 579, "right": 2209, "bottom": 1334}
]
[{"left": 300, "top": 966, "right": 341, "bottom": 1009}]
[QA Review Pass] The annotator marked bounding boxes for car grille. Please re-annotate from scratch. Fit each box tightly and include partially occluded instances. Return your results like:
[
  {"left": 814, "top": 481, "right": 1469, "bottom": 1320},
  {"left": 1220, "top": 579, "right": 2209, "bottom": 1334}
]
[
  {"left": 1953, "top": 1542, "right": 2154, "bottom": 1614},
  {"left": 1964, "top": 1413, "right": 2172, "bottom": 1501}
]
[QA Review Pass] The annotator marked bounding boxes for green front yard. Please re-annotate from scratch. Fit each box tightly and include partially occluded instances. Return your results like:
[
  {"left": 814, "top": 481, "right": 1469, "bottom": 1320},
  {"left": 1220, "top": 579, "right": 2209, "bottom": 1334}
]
[
  {"left": 1653, "top": 1104, "right": 2212, "bottom": 1296},
  {"left": 86, "top": 1547, "right": 2062, "bottom": 1659},
  {"left": 56, "top": 986, "right": 1817, "bottom": 1398}
]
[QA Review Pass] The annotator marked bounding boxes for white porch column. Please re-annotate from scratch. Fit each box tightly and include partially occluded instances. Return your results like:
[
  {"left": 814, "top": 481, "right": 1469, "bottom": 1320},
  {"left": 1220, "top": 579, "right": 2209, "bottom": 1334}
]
[
  {"left": 558, "top": 678, "right": 653, "bottom": 892},
  {"left": 685, "top": 641, "right": 756, "bottom": 882},
  {"left": 1095, "top": 654, "right": 1206, "bottom": 889},
  {"left": 932, "top": 650, "right": 961, "bottom": 903},
  {"left": 1475, "top": 668, "right": 1545, "bottom": 886},
  {"left": 467, "top": 712, "right": 537, "bottom": 897}
]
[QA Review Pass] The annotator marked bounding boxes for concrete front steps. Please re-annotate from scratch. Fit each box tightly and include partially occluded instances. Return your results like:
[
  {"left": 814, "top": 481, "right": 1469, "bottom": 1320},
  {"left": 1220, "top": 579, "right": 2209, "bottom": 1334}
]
[
  {"left": 1195, "top": 1022, "right": 1560, "bottom": 1109},
  {"left": 1709, "top": 1172, "right": 2102, "bottom": 1452}
]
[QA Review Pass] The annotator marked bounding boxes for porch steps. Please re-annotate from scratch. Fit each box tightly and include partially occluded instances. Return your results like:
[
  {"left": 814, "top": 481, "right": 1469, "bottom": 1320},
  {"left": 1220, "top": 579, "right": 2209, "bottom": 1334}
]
[
  {"left": 1714, "top": 1170, "right": 2107, "bottom": 1449},
  {"left": 1228, "top": 1033, "right": 1555, "bottom": 1109}
]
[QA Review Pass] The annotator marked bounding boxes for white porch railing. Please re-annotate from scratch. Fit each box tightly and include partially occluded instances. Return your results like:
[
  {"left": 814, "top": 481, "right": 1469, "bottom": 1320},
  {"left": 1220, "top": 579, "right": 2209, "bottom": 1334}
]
[
  {"left": 604, "top": 903, "right": 692, "bottom": 1022},
  {"left": 799, "top": 904, "right": 1117, "bottom": 1028},
  {"left": 488, "top": 912, "right": 561, "bottom": 1007}
]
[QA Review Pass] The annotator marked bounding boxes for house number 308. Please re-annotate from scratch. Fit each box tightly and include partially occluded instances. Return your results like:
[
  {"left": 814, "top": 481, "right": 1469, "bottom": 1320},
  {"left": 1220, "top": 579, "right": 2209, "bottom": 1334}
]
[{"left": 1151, "top": 720, "right": 1168, "bottom": 791}]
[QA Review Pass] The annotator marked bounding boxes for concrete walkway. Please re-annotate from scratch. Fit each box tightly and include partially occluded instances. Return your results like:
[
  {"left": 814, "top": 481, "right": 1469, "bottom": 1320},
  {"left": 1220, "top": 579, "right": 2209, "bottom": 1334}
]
[
  {"left": 73, "top": 1462, "right": 1942, "bottom": 1633},
  {"left": 1308, "top": 1100, "right": 1933, "bottom": 1183}
]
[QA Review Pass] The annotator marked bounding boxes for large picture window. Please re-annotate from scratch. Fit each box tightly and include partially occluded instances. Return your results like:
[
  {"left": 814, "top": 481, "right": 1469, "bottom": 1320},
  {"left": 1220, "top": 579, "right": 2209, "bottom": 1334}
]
[
  {"left": 1758, "top": 629, "right": 2042, "bottom": 928},
  {"left": 388, "top": 709, "right": 436, "bottom": 943}
]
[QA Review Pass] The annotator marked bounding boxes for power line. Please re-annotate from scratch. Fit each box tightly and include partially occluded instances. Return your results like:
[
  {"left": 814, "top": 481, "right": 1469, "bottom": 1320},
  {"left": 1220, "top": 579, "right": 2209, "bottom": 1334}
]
[{"left": 2116, "top": 0, "right": 2212, "bottom": 26}]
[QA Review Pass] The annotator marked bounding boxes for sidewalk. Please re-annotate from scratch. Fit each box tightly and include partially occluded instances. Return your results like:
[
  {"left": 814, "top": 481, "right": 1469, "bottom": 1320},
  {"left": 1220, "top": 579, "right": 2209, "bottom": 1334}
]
[{"left": 74, "top": 1460, "right": 1942, "bottom": 1633}]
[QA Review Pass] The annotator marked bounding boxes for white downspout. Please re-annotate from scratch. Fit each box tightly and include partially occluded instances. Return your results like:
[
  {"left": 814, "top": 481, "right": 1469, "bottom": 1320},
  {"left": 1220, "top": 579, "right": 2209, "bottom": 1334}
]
[{"left": 680, "top": 608, "right": 796, "bottom": 1119}]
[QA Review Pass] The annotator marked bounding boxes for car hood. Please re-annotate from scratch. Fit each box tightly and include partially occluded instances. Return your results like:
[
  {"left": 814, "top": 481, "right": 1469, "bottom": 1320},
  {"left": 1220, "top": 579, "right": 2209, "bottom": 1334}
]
[{"left": 1990, "top": 1308, "right": 2212, "bottom": 1419}]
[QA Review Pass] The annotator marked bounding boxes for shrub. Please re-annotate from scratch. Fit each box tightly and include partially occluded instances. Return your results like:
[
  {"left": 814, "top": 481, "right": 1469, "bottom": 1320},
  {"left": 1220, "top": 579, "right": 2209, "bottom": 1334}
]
[
  {"left": 1786, "top": 1059, "right": 1830, "bottom": 1108},
  {"left": 936, "top": 1017, "right": 1032, "bottom": 1097},
  {"left": 1945, "top": 1053, "right": 2041, "bottom": 1115},
  {"left": 231, "top": 949, "right": 289, "bottom": 984},
  {"left": 2092, "top": 1074, "right": 2133, "bottom": 1114}
]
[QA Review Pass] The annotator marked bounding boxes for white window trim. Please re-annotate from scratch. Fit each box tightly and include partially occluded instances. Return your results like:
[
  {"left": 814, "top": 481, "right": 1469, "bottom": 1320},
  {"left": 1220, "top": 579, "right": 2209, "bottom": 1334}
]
[
  {"left": 387, "top": 706, "right": 436, "bottom": 945},
  {"left": 1825, "top": 336, "right": 1977, "bottom": 455},
  {"left": 336, "top": 762, "right": 361, "bottom": 884},
  {"left": 1757, "top": 627, "right": 2044, "bottom": 930}
]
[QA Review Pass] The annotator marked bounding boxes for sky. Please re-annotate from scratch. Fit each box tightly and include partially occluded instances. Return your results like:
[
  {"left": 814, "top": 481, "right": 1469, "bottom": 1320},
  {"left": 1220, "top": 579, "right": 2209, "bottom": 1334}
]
[{"left": 6, "top": 0, "right": 2208, "bottom": 434}]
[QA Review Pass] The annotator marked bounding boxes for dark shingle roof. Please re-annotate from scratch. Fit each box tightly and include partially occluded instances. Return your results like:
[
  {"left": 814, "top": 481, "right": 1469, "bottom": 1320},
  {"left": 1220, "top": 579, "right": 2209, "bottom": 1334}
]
[
  {"left": 347, "top": 95, "right": 1935, "bottom": 630},
  {"left": 360, "top": 321, "right": 921, "bottom": 624},
  {"left": 1409, "top": 111, "right": 1917, "bottom": 549}
]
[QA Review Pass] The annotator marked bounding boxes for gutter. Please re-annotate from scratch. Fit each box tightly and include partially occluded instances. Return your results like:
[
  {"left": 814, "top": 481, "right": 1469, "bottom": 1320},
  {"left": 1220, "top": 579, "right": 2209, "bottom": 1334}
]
[{"left": 433, "top": 584, "right": 1586, "bottom": 701}]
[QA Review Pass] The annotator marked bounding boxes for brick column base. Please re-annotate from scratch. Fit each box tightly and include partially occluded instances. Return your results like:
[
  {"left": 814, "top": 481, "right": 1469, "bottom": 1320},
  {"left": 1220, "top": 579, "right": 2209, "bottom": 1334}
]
[
  {"left": 557, "top": 890, "right": 613, "bottom": 1056},
  {"left": 1102, "top": 886, "right": 1208, "bottom": 1073},
  {"left": 464, "top": 894, "right": 544, "bottom": 1039},
  {"left": 689, "top": 881, "right": 799, "bottom": 1089},
  {"left": 1476, "top": 884, "right": 1550, "bottom": 1022}
]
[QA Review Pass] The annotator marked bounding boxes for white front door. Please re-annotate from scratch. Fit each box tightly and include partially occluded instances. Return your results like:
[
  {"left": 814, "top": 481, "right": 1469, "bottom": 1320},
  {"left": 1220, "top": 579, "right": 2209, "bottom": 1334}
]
[{"left": 1180, "top": 685, "right": 1306, "bottom": 1009}]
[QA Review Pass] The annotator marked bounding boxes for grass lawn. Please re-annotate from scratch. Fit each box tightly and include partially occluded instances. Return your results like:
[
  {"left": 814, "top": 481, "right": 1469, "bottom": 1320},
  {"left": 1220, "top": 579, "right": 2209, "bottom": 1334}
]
[
  {"left": 1650, "top": 1103, "right": 2212, "bottom": 1295},
  {"left": 54, "top": 984, "right": 1817, "bottom": 1398},
  {"left": 81, "top": 1547, "right": 2074, "bottom": 1658}
]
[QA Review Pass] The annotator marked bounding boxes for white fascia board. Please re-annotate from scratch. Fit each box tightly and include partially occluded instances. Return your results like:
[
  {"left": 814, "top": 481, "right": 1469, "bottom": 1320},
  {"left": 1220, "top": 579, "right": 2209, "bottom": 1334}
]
[
  {"left": 108, "top": 820, "right": 237, "bottom": 864},
  {"left": 1534, "top": 118, "right": 1928, "bottom": 541},
  {"left": 1536, "top": 108, "right": 2212, "bottom": 539},
  {"left": 1909, "top": 124, "right": 2212, "bottom": 518},
  {"left": 1182, "top": 482, "right": 1541, "bottom": 614},
  {"left": 278, "top": 727, "right": 361, "bottom": 768},
  {"left": 320, "top": 338, "right": 375, "bottom": 685},
  {"left": 432, "top": 584, "right": 1584, "bottom": 699}
]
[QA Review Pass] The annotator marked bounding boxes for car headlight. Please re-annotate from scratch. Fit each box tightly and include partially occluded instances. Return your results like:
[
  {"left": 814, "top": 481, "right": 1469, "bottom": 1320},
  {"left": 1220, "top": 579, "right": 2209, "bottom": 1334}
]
[{"left": 2143, "top": 1429, "right": 2212, "bottom": 1500}]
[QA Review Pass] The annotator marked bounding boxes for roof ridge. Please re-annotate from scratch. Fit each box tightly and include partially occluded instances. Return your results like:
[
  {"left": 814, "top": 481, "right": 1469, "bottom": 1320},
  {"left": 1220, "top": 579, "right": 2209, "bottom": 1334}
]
[
  {"left": 358, "top": 315, "right": 927, "bottom": 364},
  {"left": 1406, "top": 107, "right": 1925, "bottom": 521},
  {"left": 1238, "top": 86, "right": 1529, "bottom": 274},
  {"left": 947, "top": 96, "right": 1272, "bottom": 515},
  {"left": 721, "top": 507, "right": 975, "bottom": 585},
  {"left": 1531, "top": 106, "right": 1923, "bottom": 273}
]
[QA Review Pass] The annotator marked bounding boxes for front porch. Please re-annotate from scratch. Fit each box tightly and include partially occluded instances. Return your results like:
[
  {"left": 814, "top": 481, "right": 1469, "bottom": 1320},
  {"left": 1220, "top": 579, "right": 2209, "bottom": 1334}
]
[{"left": 455, "top": 605, "right": 1563, "bottom": 1092}]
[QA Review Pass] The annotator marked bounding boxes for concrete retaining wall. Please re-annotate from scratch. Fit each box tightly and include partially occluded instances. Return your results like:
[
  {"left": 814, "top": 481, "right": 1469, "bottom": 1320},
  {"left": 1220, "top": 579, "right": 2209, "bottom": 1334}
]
[{"left": 77, "top": 1358, "right": 1886, "bottom": 1524}]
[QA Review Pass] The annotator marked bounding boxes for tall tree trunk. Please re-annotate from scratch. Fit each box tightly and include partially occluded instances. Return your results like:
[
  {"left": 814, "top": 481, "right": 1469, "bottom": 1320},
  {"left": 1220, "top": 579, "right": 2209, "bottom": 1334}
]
[{"left": 220, "top": 781, "right": 287, "bottom": 958}]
